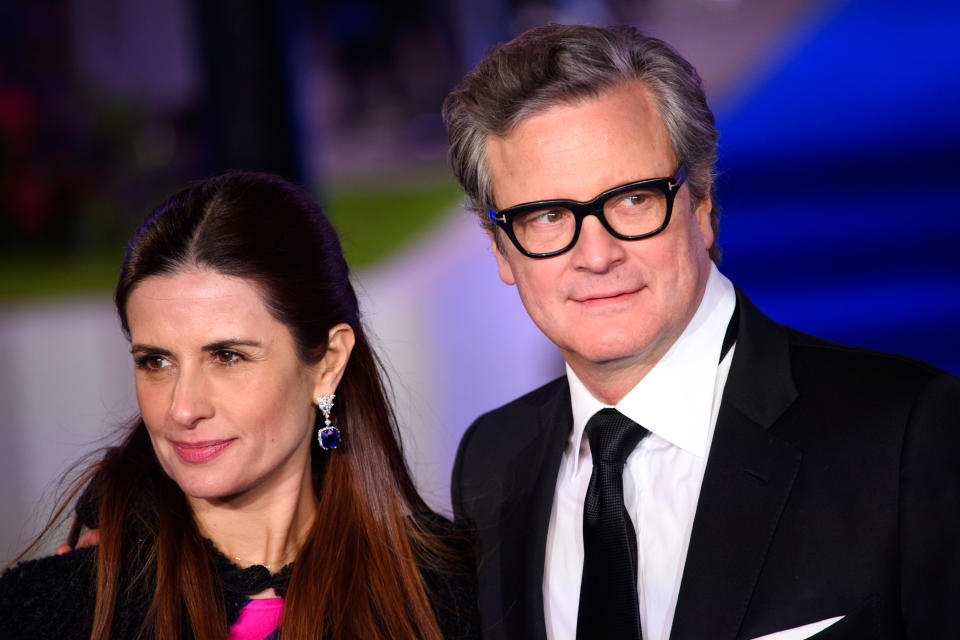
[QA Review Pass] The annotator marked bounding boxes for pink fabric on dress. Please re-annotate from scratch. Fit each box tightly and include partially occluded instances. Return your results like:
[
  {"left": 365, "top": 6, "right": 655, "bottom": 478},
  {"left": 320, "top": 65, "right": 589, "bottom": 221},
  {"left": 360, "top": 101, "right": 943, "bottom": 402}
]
[{"left": 227, "top": 597, "right": 284, "bottom": 640}]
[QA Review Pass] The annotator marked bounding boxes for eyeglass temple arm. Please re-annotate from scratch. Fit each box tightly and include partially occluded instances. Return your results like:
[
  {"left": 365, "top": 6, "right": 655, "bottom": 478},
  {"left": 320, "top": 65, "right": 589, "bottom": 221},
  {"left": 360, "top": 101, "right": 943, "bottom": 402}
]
[{"left": 671, "top": 165, "right": 688, "bottom": 191}]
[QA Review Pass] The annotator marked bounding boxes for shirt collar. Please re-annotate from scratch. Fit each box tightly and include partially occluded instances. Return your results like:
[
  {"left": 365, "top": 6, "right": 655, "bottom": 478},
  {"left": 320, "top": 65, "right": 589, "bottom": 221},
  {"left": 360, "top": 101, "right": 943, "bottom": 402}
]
[{"left": 566, "top": 264, "right": 736, "bottom": 468}]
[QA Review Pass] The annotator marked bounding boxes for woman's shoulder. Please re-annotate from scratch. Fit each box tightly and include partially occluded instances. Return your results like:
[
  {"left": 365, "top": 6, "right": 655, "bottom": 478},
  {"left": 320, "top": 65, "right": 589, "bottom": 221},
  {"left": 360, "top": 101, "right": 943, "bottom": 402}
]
[
  {"left": 0, "top": 547, "right": 97, "bottom": 638},
  {"left": 409, "top": 512, "right": 481, "bottom": 639},
  {"left": 409, "top": 511, "right": 476, "bottom": 567},
  {"left": 1, "top": 546, "right": 97, "bottom": 599},
  {"left": 411, "top": 510, "right": 470, "bottom": 537}
]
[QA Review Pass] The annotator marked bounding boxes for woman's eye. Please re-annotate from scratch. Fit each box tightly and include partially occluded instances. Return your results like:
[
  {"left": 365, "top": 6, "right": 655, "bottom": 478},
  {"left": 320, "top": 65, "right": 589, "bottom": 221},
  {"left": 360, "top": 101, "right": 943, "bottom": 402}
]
[
  {"left": 137, "top": 355, "right": 171, "bottom": 371},
  {"left": 214, "top": 350, "right": 242, "bottom": 365}
]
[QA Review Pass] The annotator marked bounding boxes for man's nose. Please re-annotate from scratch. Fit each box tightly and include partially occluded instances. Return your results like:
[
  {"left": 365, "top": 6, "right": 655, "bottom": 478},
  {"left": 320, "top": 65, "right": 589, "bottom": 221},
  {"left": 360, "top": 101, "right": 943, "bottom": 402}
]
[
  {"left": 169, "top": 366, "right": 214, "bottom": 428},
  {"left": 569, "top": 214, "right": 627, "bottom": 272}
]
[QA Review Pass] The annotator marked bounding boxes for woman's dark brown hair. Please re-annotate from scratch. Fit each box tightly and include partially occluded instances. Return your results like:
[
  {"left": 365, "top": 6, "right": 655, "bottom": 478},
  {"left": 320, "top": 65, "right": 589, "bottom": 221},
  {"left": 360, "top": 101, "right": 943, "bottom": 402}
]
[{"left": 72, "top": 172, "right": 448, "bottom": 639}]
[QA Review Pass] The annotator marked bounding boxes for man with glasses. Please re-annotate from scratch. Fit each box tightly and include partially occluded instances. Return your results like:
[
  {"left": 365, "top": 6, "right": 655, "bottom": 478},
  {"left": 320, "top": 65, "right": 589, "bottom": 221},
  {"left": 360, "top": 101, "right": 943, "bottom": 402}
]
[{"left": 443, "top": 24, "right": 960, "bottom": 640}]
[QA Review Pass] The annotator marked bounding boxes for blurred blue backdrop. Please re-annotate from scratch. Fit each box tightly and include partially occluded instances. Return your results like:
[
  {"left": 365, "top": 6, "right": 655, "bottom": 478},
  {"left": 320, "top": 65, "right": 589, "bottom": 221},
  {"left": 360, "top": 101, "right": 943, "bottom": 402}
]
[{"left": 716, "top": 0, "right": 960, "bottom": 374}]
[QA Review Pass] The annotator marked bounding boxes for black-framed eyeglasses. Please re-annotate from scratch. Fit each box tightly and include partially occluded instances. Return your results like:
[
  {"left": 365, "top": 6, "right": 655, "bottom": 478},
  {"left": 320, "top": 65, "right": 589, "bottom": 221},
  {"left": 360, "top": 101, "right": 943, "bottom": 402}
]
[{"left": 488, "top": 165, "right": 687, "bottom": 258}]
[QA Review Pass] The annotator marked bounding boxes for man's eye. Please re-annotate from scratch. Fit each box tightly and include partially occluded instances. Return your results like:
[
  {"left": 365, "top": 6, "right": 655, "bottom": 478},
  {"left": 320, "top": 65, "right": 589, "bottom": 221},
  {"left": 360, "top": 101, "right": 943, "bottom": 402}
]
[
  {"left": 534, "top": 209, "right": 569, "bottom": 224},
  {"left": 622, "top": 193, "right": 650, "bottom": 207}
]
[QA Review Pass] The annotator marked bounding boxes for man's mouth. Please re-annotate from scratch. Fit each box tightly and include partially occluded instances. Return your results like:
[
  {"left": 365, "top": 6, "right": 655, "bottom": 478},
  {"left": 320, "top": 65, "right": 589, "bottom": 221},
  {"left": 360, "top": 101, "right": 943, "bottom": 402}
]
[{"left": 571, "top": 288, "right": 643, "bottom": 305}]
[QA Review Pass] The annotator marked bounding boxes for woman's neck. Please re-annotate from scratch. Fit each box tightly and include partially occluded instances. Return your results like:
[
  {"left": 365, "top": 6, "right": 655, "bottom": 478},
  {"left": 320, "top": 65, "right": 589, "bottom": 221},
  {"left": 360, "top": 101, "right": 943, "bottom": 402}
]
[{"left": 188, "top": 463, "right": 317, "bottom": 573}]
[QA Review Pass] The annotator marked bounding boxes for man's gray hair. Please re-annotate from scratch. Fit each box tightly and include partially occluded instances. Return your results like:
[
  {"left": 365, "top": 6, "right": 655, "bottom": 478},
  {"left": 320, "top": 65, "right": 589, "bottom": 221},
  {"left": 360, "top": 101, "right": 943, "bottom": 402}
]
[{"left": 442, "top": 23, "right": 722, "bottom": 262}]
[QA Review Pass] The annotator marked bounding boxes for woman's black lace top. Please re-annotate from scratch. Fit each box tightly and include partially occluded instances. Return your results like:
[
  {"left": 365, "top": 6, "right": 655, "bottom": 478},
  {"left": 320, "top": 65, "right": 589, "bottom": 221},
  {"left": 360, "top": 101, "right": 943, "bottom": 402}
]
[{"left": 0, "top": 517, "right": 479, "bottom": 639}]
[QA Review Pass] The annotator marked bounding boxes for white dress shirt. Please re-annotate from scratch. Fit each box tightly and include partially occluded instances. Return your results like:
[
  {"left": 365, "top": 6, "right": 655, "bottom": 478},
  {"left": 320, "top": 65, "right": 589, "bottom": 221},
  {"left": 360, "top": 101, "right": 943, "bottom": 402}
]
[{"left": 543, "top": 264, "right": 737, "bottom": 640}]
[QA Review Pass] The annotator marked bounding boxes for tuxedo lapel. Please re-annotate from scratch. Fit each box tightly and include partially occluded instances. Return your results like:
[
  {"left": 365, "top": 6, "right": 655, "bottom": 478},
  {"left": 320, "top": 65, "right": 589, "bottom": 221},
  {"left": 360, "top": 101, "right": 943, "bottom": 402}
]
[
  {"left": 501, "top": 380, "right": 572, "bottom": 640},
  {"left": 670, "top": 290, "right": 802, "bottom": 640}
]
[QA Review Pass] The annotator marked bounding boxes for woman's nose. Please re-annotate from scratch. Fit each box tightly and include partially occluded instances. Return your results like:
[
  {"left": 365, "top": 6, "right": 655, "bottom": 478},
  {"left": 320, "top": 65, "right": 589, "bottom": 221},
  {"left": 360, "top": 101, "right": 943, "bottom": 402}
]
[{"left": 168, "top": 366, "right": 214, "bottom": 427}]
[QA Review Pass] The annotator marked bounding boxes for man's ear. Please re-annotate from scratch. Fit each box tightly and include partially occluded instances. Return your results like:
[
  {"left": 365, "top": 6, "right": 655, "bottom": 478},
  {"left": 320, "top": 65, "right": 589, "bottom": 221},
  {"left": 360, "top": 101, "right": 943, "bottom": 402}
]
[
  {"left": 311, "top": 323, "right": 355, "bottom": 399},
  {"left": 488, "top": 229, "right": 517, "bottom": 286},
  {"left": 693, "top": 193, "right": 715, "bottom": 251}
]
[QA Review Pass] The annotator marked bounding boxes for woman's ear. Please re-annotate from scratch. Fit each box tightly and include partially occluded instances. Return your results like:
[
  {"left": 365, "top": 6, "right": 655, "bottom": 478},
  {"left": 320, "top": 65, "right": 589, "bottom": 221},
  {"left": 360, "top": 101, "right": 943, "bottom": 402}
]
[{"left": 311, "top": 323, "right": 355, "bottom": 398}]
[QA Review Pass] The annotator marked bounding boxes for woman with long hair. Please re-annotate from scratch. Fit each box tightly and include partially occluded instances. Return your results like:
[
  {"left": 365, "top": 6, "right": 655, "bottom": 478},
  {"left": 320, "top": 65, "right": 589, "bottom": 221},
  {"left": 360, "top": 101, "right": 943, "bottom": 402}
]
[{"left": 0, "top": 172, "right": 478, "bottom": 639}]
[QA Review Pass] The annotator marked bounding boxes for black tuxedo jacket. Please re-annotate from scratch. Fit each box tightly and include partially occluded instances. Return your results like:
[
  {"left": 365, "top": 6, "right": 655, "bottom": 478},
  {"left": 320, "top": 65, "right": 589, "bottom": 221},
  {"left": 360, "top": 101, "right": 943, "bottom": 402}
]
[{"left": 452, "top": 289, "right": 960, "bottom": 639}]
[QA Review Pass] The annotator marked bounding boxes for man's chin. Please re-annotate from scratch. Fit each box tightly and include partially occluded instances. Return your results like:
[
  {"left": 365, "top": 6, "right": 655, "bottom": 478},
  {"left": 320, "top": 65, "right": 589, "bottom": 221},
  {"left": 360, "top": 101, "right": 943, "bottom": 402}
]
[
  {"left": 564, "top": 342, "right": 652, "bottom": 369},
  {"left": 561, "top": 328, "right": 679, "bottom": 373}
]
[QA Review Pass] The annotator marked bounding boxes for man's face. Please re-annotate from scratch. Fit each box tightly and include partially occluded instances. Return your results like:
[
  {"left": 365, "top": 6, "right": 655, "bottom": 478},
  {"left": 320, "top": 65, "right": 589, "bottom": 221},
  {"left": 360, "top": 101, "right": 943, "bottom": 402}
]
[{"left": 485, "top": 81, "right": 715, "bottom": 389}]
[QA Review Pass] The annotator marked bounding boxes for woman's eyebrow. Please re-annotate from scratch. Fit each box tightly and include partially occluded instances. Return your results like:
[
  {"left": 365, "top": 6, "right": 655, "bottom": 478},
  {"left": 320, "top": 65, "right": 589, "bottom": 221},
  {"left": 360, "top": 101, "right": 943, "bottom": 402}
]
[
  {"left": 130, "top": 344, "right": 172, "bottom": 356},
  {"left": 202, "top": 339, "right": 263, "bottom": 352}
]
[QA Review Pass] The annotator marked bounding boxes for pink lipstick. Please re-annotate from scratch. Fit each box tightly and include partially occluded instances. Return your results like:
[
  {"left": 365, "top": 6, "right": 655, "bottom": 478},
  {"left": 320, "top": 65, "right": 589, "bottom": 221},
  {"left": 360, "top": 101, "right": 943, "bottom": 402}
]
[{"left": 172, "top": 439, "right": 233, "bottom": 464}]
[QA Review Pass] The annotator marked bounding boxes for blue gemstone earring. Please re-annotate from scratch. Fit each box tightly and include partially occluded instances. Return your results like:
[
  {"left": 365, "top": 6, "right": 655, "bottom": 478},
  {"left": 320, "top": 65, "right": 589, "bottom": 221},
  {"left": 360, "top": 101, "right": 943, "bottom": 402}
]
[{"left": 315, "top": 395, "right": 341, "bottom": 450}]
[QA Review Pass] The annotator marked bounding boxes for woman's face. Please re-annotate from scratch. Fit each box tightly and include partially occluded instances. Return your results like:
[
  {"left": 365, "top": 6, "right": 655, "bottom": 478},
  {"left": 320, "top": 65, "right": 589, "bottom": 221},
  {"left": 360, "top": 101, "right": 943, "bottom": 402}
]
[{"left": 125, "top": 268, "right": 324, "bottom": 505}]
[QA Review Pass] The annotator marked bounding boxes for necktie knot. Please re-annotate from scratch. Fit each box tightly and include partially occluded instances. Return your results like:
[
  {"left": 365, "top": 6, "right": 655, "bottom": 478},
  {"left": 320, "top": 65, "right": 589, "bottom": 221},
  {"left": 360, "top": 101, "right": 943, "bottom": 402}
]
[{"left": 585, "top": 408, "right": 648, "bottom": 464}]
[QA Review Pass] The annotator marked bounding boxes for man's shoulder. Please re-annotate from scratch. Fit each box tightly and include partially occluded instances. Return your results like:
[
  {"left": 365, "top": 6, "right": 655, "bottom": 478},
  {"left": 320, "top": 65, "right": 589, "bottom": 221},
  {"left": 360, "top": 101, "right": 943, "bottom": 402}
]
[
  {"left": 452, "top": 375, "right": 570, "bottom": 520},
  {"left": 782, "top": 325, "right": 956, "bottom": 391},
  {"left": 477, "top": 375, "right": 569, "bottom": 421},
  {"left": 463, "top": 376, "right": 568, "bottom": 441},
  {"left": 749, "top": 318, "right": 960, "bottom": 427},
  {"left": 0, "top": 548, "right": 96, "bottom": 637},
  {"left": 737, "top": 289, "right": 956, "bottom": 393},
  {"left": 453, "top": 376, "right": 567, "bottom": 482}
]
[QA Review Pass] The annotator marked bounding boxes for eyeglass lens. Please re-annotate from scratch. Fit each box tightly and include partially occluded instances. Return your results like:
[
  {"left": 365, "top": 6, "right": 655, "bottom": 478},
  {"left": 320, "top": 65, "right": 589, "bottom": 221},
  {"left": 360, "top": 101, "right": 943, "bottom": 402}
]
[{"left": 511, "top": 185, "right": 668, "bottom": 254}]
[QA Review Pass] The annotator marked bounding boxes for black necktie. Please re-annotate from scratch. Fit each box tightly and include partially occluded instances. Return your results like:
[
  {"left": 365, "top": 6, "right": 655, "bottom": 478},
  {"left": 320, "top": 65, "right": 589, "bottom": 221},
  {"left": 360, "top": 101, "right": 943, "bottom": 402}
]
[{"left": 576, "top": 408, "right": 649, "bottom": 640}]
